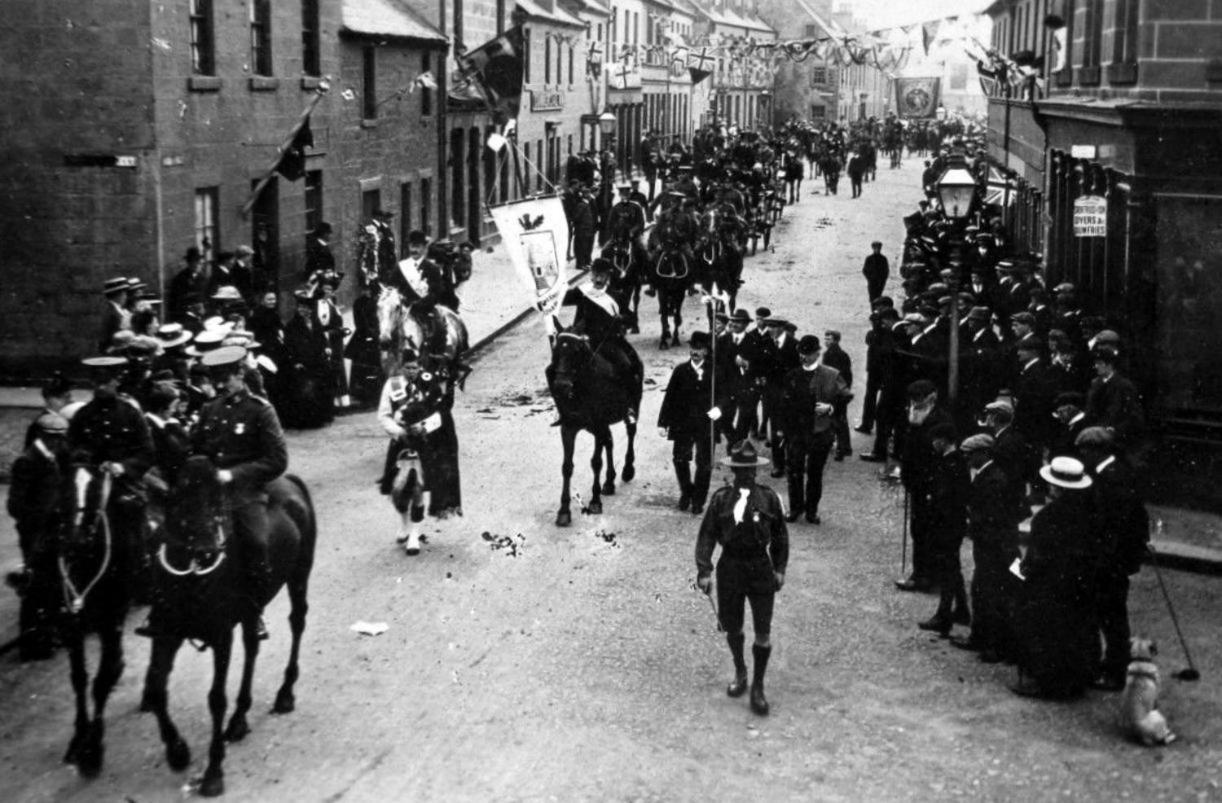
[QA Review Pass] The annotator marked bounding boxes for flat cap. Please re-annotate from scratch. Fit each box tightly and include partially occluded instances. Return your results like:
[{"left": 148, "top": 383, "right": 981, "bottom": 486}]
[
  {"left": 960, "top": 433, "right": 996, "bottom": 452},
  {"left": 1074, "top": 426, "right": 1114, "bottom": 449}
]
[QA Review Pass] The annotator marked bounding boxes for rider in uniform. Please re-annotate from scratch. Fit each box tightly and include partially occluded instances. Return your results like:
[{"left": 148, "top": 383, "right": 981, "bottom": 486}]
[
  {"left": 561, "top": 258, "right": 644, "bottom": 422},
  {"left": 69, "top": 356, "right": 155, "bottom": 598},
  {"left": 695, "top": 439, "right": 788, "bottom": 716},
  {"left": 605, "top": 183, "right": 648, "bottom": 275},
  {"left": 648, "top": 192, "right": 699, "bottom": 273},
  {"left": 189, "top": 346, "right": 288, "bottom": 639}
]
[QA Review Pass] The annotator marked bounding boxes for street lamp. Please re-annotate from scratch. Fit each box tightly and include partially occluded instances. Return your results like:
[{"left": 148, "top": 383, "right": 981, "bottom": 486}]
[{"left": 935, "top": 153, "right": 979, "bottom": 405}]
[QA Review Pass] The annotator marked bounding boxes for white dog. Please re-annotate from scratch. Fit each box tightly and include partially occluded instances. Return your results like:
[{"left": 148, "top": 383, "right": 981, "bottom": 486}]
[{"left": 1120, "top": 637, "right": 1176, "bottom": 746}]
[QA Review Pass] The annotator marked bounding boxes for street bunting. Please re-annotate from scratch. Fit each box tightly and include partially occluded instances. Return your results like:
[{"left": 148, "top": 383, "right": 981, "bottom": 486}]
[{"left": 1073, "top": 196, "right": 1107, "bottom": 237}]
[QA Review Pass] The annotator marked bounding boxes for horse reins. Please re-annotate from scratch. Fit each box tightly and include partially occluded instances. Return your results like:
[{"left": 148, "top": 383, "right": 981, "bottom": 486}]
[{"left": 59, "top": 470, "right": 113, "bottom": 616}]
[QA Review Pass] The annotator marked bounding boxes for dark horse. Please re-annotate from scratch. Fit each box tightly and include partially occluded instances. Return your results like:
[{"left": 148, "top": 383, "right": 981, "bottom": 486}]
[
  {"left": 651, "top": 247, "right": 699, "bottom": 350},
  {"left": 546, "top": 329, "right": 641, "bottom": 526},
  {"left": 141, "top": 456, "right": 316, "bottom": 797},
  {"left": 57, "top": 464, "right": 133, "bottom": 778},
  {"left": 600, "top": 234, "right": 643, "bottom": 334},
  {"left": 698, "top": 214, "right": 744, "bottom": 312}
]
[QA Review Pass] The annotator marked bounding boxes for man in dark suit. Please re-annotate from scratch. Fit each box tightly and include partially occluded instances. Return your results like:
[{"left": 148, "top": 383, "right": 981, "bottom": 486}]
[
  {"left": 304, "top": 222, "right": 336, "bottom": 283},
  {"left": 985, "top": 399, "right": 1035, "bottom": 523},
  {"left": 821, "top": 330, "right": 853, "bottom": 460},
  {"left": 167, "top": 246, "right": 209, "bottom": 324},
  {"left": 861, "top": 310, "right": 903, "bottom": 462},
  {"left": 777, "top": 335, "right": 851, "bottom": 524},
  {"left": 951, "top": 434, "right": 1020, "bottom": 663},
  {"left": 918, "top": 422, "right": 969, "bottom": 635},
  {"left": 1013, "top": 334, "right": 1058, "bottom": 450},
  {"left": 761, "top": 317, "right": 799, "bottom": 475},
  {"left": 1049, "top": 391, "right": 1089, "bottom": 459},
  {"left": 862, "top": 241, "right": 889, "bottom": 303},
  {"left": 959, "top": 306, "right": 1001, "bottom": 430},
  {"left": 1085, "top": 346, "right": 1144, "bottom": 450},
  {"left": 572, "top": 188, "right": 597, "bottom": 270},
  {"left": 658, "top": 331, "right": 724, "bottom": 515},
  {"left": 1077, "top": 426, "right": 1149, "bottom": 690},
  {"left": 897, "top": 380, "right": 954, "bottom": 591}
]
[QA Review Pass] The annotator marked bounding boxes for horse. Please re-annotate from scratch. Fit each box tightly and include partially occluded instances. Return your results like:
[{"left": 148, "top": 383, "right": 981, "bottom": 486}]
[
  {"left": 698, "top": 213, "right": 744, "bottom": 312},
  {"left": 650, "top": 247, "right": 699, "bottom": 349},
  {"left": 56, "top": 464, "right": 134, "bottom": 778},
  {"left": 140, "top": 456, "right": 316, "bottom": 797},
  {"left": 600, "top": 234, "right": 643, "bottom": 334},
  {"left": 376, "top": 285, "right": 470, "bottom": 379},
  {"left": 546, "top": 328, "right": 640, "bottom": 527}
]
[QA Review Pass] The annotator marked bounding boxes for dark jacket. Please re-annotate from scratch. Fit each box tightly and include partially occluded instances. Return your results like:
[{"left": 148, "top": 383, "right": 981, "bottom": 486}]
[
  {"left": 928, "top": 448, "right": 970, "bottom": 547},
  {"left": 1085, "top": 373, "right": 1144, "bottom": 447},
  {"left": 7, "top": 443, "right": 61, "bottom": 542},
  {"left": 862, "top": 253, "right": 889, "bottom": 286},
  {"left": 901, "top": 405, "right": 954, "bottom": 493},
  {"left": 192, "top": 389, "right": 288, "bottom": 504},
  {"left": 1089, "top": 456, "right": 1149, "bottom": 575},
  {"left": 821, "top": 344, "right": 852, "bottom": 388},
  {"left": 1014, "top": 358, "right": 1058, "bottom": 446},
  {"left": 658, "top": 360, "right": 724, "bottom": 440},
  {"left": 67, "top": 395, "right": 154, "bottom": 490},
  {"left": 967, "top": 461, "right": 1018, "bottom": 551},
  {"left": 695, "top": 482, "right": 789, "bottom": 581},
  {"left": 779, "top": 364, "right": 851, "bottom": 441}
]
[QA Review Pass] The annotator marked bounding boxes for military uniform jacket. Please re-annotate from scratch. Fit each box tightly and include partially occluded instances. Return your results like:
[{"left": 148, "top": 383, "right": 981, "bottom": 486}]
[
  {"left": 607, "top": 201, "right": 646, "bottom": 241},
  {"left": 695, "top": 483, "right": 789, "bottom": 584},
  {"left": 192, "top": 390, "right": 287, "bottom": 504},
  {"left": 68, "top": 396, "right": 154, "bottom": 491}
]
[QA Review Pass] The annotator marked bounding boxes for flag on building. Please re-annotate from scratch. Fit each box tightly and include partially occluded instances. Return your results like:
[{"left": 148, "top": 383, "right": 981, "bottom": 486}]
[
  {"left": 456, "top": 25, "right": 525, "bottom": 121},
  {"left": 688, "top": 47, "right": 714, "bottom": 84},
  {"left": 275, "top": 116, "right": 313, "bottom": 180}
]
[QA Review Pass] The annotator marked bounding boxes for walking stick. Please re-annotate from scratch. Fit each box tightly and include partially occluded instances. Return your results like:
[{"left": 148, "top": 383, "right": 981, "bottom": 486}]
[{"left": 900, "top": 487, "right": 909, "bottom": 579}]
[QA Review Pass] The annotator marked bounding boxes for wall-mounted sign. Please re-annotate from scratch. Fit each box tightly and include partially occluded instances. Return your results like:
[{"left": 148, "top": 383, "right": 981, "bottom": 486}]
[
  {"left": 530, "top": 89, "right": 564, "bottom": 112},
  {"left": 1073, "top": 195, "right": 1107, "bottom": 237},
  {"left": 1070, "top": 144, "right": 1097, "bottom": 159}
]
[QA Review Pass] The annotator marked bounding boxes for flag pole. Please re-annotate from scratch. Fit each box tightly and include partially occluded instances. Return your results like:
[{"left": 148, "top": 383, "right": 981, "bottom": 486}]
[
  {"left": 708, "top": 289, "right": 717, "bottom": 462},
  {"left": 242, "top": 79, "right": 331, "bottom": 217}
]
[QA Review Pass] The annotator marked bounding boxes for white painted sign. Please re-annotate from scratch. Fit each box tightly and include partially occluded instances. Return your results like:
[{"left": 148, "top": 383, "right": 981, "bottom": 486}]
[{"left": 1073, "top": 195, "right": 1107, "bottom": 237}]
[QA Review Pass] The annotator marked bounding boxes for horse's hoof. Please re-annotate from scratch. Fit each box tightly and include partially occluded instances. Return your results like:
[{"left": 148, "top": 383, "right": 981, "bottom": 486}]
[
  {"left": 63, "top": 737, "right": 81, "bottom": 766},
  {"left": 76, "top": 742, "right": 103, "bottom": 779},
  {"left": 272, "top": 690, "right": 296, "bottom": 714},
  {"left": 602, "top": 481, "right": 616, "bottom": 496},
  {"left": 224, "top": 717, "right": 250, "bottom": 743},
  {"left": 167, "top": 739, "right": 191, "bottom": 772},
  {"left": 556, "top": 510, "right": 572, "bottom": 527},
  {"left": 658, "top": 338, "right": 669, "bottom": 350},
  {"left": 586, "top": 500, "right": 603, "bottom": 515},
  {"left": 199, "top": 773, "right": 225, "bottom": 798},
  {"left": 621, "top": 465, "right": 635, "bottom": 483},
  {"left": 672, "top": 333, "right": 682, "bottom": 346}
]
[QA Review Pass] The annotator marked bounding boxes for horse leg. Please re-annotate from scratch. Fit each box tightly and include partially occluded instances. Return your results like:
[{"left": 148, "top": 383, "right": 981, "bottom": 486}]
[
  {"left": 602, "top": 429, "right": 617, "bottom": 496},
  {"left": 63, "top": 630, "right": 89, "bottom": 767},
  {"left": 145, "top": 635, "right": 191, "bottom": 771},
  {"left": 199, "top": 633, "right": 233, "bottom": 798},
  {"left": 223, "top": 622, "right": 260, "bottom": 742},
  {"left": 622, "top": 417, "right": 638, "bottom": 483},
  {"left": 587, "top": 427, "right": 607, "bottom": 516},
  {"left": 78, "top": 625, "right": 125, "bottom": 777},
  {"left": 556, "top": 425, "right": 575, "bottom": 527},
  {"left": 672, "top": 302, "right": 683, "bottom": 347},
  {"left": 273, "top": 567, "right": 311, "bottom": 714},
  {"left": 658, "top": 292, "right": 671, "bottom": 350}
]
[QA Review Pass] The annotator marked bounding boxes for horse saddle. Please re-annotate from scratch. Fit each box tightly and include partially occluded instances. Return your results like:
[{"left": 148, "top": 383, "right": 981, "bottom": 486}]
[{"left": 656, "top": 251, "right": 689, "bottom": 280}]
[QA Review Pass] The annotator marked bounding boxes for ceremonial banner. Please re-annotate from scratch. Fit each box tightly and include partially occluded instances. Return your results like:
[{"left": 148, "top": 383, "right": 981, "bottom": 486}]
[
  {"left": 489, "top": 196, "right": 570, "bottom": 319},
  {"left": 895, "top": 76, "right": 940, "bottom": 118}
]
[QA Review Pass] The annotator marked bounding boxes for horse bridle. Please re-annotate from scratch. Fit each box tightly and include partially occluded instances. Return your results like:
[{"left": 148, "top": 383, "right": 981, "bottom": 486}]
[
  {"left": 158, "top": 492, "right": 229, "bottom": 577},
  {"left": 58, "top": 469, "right": 113, "bottom": 615}
]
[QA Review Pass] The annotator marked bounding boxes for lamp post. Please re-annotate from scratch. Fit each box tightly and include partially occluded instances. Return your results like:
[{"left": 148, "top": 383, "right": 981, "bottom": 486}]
[
  {"left": 935, "top": 153, "right": 979, "bottom": 405},
  {"left": 598, "top": 109, "right": 618, "bottom": 178},
  {"left": 596, "top": 110, "right": 619, "bottom": 241}
]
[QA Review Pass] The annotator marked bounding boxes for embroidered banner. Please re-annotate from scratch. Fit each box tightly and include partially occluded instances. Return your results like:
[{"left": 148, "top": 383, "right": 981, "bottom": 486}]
[{"left": 488, "top": 196, "right": 570, "bottom": 321}]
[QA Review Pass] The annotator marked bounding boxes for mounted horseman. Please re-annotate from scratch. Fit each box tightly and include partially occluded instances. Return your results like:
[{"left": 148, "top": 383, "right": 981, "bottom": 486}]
[
  {"left": 647, "top": 191, "right": 701, "bottom": 348},
  {"left": 602, "top": 183, "right": 648, "bottom": 331}
]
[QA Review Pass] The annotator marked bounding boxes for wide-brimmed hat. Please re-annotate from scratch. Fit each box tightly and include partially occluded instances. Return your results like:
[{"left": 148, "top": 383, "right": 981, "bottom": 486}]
[
  {"left": 1040, "top": 456, "right": 1092, "bottom": 489},
  {"left": 103, "top": 276, "right": 129, "bottom": 295},
  {"left": 185, "top": 329, "right": 227, "bottom": 357},
  {"left": 721, "top": 439, "right": 769, "bottom": 468},
  {"left": 155, "top": 323, "right": 193, "bottom": 349}
]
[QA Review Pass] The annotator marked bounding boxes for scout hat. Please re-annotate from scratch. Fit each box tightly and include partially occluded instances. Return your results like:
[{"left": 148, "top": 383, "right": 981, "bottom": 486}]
[
  {"left": 155, "top": 323, "right": 193, "bottom": 349},
  {"left": 103, "top": 277, "right": 129, "bottom": 296},
  {"left": 721, "top": 439, "right": 769, "bottom": 468},
  {"left": 1039, "top": 456, "right": 1092, "bottom": 489}
]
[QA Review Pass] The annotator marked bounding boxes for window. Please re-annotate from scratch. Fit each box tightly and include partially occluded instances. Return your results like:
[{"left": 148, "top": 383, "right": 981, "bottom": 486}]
[
  {"left": 557, "top": 41, "right": 564, "bottom": 84},
  {"left": 189, "top": 0, "right": 215, "bottom": 75},
  {"left": 362, "top": 190, "right": 381, "bottom": 224},
  {"left": 524, "top": 29, "right": 532, "bottom": 83},
  {"left": 496, "top": 0, "right": 506, "bottom": 34},
  {"left": 1082, "top": 0, "right": 1103, "bottom": 69},
  {"left": 450, "top": 128, "right": 465, "bottom": 225},
  {"left": 250, "top": 0, "right": 272, "bottom": 76},
  {"left": 363, "top": 47, "right": 377, "bottom": 119},
  {"left": 568, "top": 44, "right": 574, "bottom": 83},
  {"left": 194, "top": 187, "right": 220, "bottom": 264},
  {"left": 1114, "top": 0, "right": 1139, "bottom": 65},
  {"left": 420, "top": 178, "right": 432, "bottom": 235},
  {"left": 452, "top": 0, "right": 464, "bottom": 51},
  {"left": 612, "top": 9, "right": 617, "bottom": 44},
  {"left": 810, "top": 66, "right": 827, "bottom": 85},
  {"left": 545, "top": 36, "right": 551, "bottom": 83},
  {"left": 304, "top": 171, "right": 323, "bottom": 234},
  {"left": 302, "top": 0, "right": 320, "bottom": 76},
  {"left": 421, "top": 53, "right": 432, "bottom": 116},
  {"left": 400, "top": 182, "right": 412, "bottom": 255},
  {"left": 633, "top": 12, "right": 639, "bottom": 46}
]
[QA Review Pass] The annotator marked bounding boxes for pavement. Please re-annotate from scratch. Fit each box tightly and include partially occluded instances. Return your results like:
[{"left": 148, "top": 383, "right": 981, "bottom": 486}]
[{"left": 0, "top": 162, "right": 1220, "bottom": 800}]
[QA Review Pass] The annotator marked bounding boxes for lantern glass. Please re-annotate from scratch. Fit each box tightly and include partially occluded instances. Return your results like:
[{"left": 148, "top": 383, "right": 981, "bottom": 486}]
[
  {"left": 937, "top": 165, "right": 977, "bottom": 220},
  {"left": 598, "top": 111, "right": 617, "bottom": 136}
]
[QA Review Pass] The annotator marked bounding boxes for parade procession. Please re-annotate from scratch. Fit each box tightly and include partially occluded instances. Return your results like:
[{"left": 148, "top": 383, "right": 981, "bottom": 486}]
[{"left": 2, "top": 0, "right": 1222, "bottom": 800}]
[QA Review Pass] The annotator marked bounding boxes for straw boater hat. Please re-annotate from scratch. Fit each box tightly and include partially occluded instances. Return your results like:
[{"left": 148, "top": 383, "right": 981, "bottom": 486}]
[
  {"left": 103, "top": 277, "right": 129, "bottom": 296},
  {"left": 185, "top": 328, "right": 227, "bottom": 357},
  {"left": 721, "top": 439, "right": 769, "bottom": 468},
  {"left": 211, "top": 286, "right": 244, "bottom": 303},
  {"left": 155, "top": 323, "right": 193, "bottom": 349},
  {"left": 82, "top": 355, "right": 129, "bottom": 372},
  {"left": 1039, "top": 456, "right": 1093, "bottom": 490}
]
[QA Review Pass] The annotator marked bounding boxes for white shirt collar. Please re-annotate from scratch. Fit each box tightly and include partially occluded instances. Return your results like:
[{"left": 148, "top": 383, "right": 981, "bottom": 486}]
[
  {"left": 1069, "top": 412, "right": 1085, "bottom": 426},
  {"left": 1097, "top": 454, "right": 1117, "bottom": 473},
  {"left": 34, "top": 439, "right": 54, "bottom": 460},
  {"left": 1023, "top": 357, "right": 1039, "bottom": 372},
  {"left": 145, "top": 412, "right": 167, "bottom": 429}
]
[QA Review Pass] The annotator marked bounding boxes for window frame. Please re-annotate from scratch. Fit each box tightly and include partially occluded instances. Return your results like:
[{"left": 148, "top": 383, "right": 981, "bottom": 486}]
[
  {"left": 304, "top": 170, "right": 323, "bottom": 235},
  {"left": 194, "top": 187, "right": 220, "bottom": 265},
  {"left": 189, "top": 0, "right": 215, "bottom": 76},
  {"left": 250, "top": 0, "right": 273, "bottom": 77},
  {"left": 362, "top": 46, "right": 377, "bottom": 120},
  {"left": 301, "top": 0, "right": 321, "bottom": 77}
]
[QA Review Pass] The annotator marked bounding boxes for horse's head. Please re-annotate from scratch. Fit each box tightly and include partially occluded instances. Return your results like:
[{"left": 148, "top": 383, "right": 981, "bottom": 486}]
[
  {"left": 60, "top": 463, "right": 109, "bottom": 558},
  {"left": 376, "top": 285, "right": 404, "bottom": 350},
  {"left": 550, "top": 330, "right": 593, "bottom": 399},
  {"left": 165, "top": 455, "right": 230, "bottom": 562}
]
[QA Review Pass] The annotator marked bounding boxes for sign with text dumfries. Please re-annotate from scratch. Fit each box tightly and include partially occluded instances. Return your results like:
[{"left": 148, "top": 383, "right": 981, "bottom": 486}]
[{"left": 1073, "top": 195, "right": 1107, "bottom": 237}]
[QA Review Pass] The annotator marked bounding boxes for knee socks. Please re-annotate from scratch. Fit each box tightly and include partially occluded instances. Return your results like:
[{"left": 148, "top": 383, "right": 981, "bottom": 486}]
[
  {"left": 752, "top": 644, "right": 771, "bottom": 688},
  {"left": 727, "top": 633, "right": 747, "bottom": 675}
]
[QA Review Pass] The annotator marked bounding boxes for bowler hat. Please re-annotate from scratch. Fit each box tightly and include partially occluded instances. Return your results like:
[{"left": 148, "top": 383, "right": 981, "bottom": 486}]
[
  {"left": 754, "top": 306, "right": 772, "bottom": 318},
  {"left": 729, "top": 309, "right": 751, "bottom": 324},
  {"left": 720, "top": 439, "right": 770, "bottom": 468},
  {"left": 797, "top": 335, "right": 821, "bottom": 354},
  {"left": 689, "top": 331, "right": 711, "bottom": 350},
  {"left": 907, "top": 379, "right": 938, "bottom": 401}
]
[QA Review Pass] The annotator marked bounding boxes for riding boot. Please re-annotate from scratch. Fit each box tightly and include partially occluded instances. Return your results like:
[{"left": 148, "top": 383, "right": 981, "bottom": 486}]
[
  {"left": 726, "top": 633, "right": 748, "bottom": 697},
  {"left": 674, "top": 460, "right": 693, "bottom": 511},
  {"left": 750, "top": 645, "right": 772, "bottom": 715},
  {"left": 246, "top": 555, "right": 273, "bottom": 641}
]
